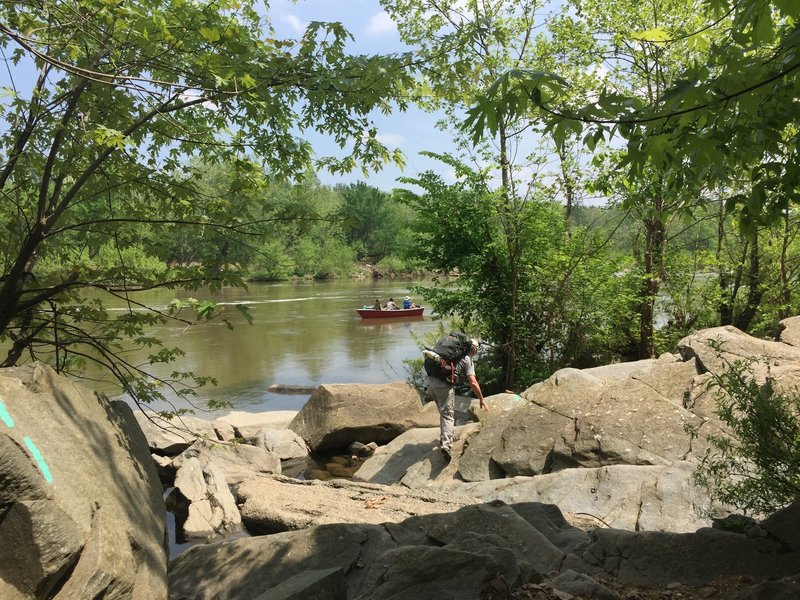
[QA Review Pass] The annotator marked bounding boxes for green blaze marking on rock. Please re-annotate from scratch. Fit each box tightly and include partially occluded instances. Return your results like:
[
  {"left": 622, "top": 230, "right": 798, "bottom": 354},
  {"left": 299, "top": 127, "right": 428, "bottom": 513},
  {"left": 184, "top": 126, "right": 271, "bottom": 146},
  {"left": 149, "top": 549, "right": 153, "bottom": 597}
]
[
  {"left": 24, "top": 436, "right": 54, "bottom": 484},
  {"left": 0, "top": 399, "right": 14, "bottom": 427}
]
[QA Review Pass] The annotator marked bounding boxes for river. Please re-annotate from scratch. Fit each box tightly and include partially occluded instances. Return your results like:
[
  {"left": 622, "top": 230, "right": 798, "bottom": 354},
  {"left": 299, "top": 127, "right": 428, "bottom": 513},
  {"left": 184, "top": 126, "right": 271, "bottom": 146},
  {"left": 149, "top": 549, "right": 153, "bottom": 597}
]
[{"left": 80, "top": 279, "right": 445, "bottom": 415}]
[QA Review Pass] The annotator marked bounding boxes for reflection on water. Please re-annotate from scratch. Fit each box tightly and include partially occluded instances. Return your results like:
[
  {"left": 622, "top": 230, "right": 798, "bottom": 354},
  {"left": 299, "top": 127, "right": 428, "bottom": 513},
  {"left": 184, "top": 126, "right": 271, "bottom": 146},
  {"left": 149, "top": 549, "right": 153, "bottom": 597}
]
[
  {"left": 355, "top": 315, "right": 425, "bottom": 330},
  {"left": 72, "top": 280, "right": 445, "bottom": 415}
]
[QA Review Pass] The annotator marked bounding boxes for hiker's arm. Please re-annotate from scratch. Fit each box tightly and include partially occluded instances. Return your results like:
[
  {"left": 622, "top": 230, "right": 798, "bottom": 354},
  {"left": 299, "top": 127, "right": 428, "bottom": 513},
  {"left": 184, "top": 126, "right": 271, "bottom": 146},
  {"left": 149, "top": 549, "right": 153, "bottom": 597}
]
[{"left": 467, "top": 374, "right": 488, "bottom": 410}]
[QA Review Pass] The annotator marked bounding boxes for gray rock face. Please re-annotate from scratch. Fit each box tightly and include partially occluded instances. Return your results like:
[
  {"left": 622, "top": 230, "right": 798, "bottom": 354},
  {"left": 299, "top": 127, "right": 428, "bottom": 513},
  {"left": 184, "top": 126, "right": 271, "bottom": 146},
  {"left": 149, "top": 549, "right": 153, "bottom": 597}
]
[
  {"left": 173, "top": 438, "right": 281, "bottom": 484},
  {"left": 779, "top": 315, "right": 800, "bottom": 347},
  {"left": 457, "top": 462, "right": 714, "bottom": 533},
  {"left": 134, "top": 410, "right": 219, "bottom": 454},
  {"left": 215, "top": 410, "right": 299, "bottom": 441},
  {"left": 288, "top": 381, "right": 439, "bottom": 452},
  {"left": 351, "top": 427, "right": 441, "bottom": 485},
  {"left": 235, "top": 474, "right": 471, "bottom": 535},
  {"left": 399, "top": 501, "right": 565, "bottom": 575},
  {"left": 459, "top": 402, "right": 571, "bottom": 481},
  {"left": 454, "top": 353, "right": 733, "bottom": 486},
  {"left": 168, "top": 498, "right": 800, "bottom": 600},
  {"left": 256, "top": 567, "right": 346, "bottom": 600},
  {"left": 168, "top": 523, "right": 389, "bottom": 600},
  {"left": 353, "top": 424, "right": 479, "bottom": 489},
  {"left": 760, "top": 500, "right": 800, "bottom": 553},
  {"left": 679, "top": 325, "right": 800, "bottom": 381},
  {"left": 352, "top": 543, "right": 523, "bottom": 600},
  {"left": 173, "top": 458, "right": 241, "bottom": 539},
  {"left": 0, "top": 363, "right": 167, "bottom": 600},
  {"left": 571, "top": 525, "right": 800, "bottom": 587},
  {"left": 252, "top": 427, "right": 309, "bottom": 460}
]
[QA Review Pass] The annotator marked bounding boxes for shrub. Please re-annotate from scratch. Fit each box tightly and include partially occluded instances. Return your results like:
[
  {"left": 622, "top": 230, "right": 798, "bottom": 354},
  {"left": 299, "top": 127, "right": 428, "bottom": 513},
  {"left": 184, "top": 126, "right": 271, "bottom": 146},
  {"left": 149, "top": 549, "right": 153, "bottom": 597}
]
[
  {"left": 250, "top": 240, "right": 293, "bottom": 281},
  {"left": 692, "top": 357, "right": 800, "bottom": 515}
]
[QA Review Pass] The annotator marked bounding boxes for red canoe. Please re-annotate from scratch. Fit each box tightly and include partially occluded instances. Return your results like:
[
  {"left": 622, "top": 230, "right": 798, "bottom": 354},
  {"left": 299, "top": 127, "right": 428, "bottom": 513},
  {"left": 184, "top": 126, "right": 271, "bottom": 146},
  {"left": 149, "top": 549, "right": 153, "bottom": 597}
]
[{"left": 356, "top": 307, "right": 424, "bottom": 319}]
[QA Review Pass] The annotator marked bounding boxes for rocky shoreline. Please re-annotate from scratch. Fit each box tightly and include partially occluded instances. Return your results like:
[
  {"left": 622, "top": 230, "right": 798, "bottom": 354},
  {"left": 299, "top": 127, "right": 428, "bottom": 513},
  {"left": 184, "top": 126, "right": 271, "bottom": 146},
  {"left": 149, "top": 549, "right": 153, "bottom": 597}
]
[{"left": 3, "top": 321, "right": 800, "bottom": 598}]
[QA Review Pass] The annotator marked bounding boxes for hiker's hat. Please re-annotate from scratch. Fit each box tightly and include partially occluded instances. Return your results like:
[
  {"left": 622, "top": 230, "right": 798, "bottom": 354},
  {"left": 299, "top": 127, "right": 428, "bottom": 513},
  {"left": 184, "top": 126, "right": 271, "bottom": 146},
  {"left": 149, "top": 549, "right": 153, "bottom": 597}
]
[
  {"left": 404, "top": 296, "right": 410, "bottom": 300},
  {"left": 470, "top": 338, "right": 480, "bottom": 349}
]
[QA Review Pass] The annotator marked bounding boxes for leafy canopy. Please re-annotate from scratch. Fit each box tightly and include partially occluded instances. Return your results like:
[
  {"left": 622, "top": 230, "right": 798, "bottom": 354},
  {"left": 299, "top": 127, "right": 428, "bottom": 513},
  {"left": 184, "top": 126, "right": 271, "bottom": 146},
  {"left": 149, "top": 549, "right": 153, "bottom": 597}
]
[
  {"left": 0, "top": 0, "right": 415, "bottom": 406},
  {"left": 465, "top": 0, "right": 800, "bottom": 229}
]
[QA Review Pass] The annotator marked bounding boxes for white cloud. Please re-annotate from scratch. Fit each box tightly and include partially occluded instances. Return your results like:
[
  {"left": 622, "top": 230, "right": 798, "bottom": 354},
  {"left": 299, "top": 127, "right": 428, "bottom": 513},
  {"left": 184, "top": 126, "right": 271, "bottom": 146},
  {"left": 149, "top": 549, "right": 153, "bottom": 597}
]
[
  {"left": 591, "top": 63, "right": 610, "bottom": 80},
  {"left": 376, "top": 132, "right": 404, "bottom": 147},
  {"left": 365, "top": 11, "right": 397, "bottom": 36},
  {"left": 179, "top": 89, "right": 217, "bottom": 111},
  {"left": 283, "top": 14, "right": 306, "bottom": 35}
]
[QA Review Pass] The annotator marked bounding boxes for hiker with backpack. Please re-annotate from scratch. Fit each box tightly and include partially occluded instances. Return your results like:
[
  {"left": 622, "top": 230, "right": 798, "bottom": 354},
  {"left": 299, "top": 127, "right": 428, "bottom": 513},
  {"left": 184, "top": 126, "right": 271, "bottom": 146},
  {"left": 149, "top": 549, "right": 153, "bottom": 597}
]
[{"left": 423, "top": 333, "right": 488, "bottom": 459}]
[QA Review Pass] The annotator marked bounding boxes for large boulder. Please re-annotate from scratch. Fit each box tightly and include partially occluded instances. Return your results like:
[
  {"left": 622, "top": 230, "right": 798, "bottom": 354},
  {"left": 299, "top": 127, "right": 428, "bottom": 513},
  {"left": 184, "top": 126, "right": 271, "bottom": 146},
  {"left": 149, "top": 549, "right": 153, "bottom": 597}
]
[
  {"left": 173, "top": 438, "right": 281, "bottom": 485},
  {"left": 778, "top": 316, "right": 800, "bottom": 347},
  {"left": 0, "top": 363, "right": 167, "bottom": 599},
  {"left": 678, "top": 325, "right": 800, "bottom": 393},
  {"left": 459, "top": 403, "right": 571, "bottom": 481},
  {"left": 288, "top": 382, "right": 439, "bottom": 452},
  {"left": 458, "top": 355, "right": 715, "bottom": 482},
  {"left": 351, "top": 427, "right": 442, "bottom": 485},
  {"left": 251, "top": 427, "right": 309, "bottom": 461},
  {"left": 172, "top": 457, "right": 242, "bottom": 540}
]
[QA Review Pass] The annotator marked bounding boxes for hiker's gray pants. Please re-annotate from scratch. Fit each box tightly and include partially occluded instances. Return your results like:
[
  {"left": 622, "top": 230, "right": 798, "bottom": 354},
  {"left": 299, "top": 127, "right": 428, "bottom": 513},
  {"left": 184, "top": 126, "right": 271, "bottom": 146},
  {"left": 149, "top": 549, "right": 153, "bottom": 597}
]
[{"left": 427, "top": 377, "right": 455, "bottom": 450}]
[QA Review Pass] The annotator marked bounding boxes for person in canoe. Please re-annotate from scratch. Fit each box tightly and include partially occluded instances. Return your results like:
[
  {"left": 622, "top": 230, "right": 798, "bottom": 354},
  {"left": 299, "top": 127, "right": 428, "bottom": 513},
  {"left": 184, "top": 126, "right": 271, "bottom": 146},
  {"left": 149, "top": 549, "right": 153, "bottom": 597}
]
[
  {"left": 385, "top": 297, "right": 399, "bottom": 310},
  {"left": 403, "top": 296, "right": 416, "bottom": 309},
  {"left": 372, "top": 298, "right": 383, "bottom": 310}
]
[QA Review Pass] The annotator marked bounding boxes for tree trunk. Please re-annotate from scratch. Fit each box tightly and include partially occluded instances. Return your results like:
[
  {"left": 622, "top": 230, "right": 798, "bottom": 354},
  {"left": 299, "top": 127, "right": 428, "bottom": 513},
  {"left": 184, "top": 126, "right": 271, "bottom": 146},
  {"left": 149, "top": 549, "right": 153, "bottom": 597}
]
[
  {"left": 734, "top": 229, "right": 763, "bottom": 332},
  {"left": 557, "top": 143, "right": 576, "bottom": 237},
  {"left": 716, "top": 196, "right": 734, "bottom": 325},
  {"left": 498, "top": 121, "right": 517, "bottom": 390},
  {"left": 638, "top": 200, "right": 665, "bottom": 359},
  {"left": 778, "top": 209, "right": 791, "bottom": 320}
]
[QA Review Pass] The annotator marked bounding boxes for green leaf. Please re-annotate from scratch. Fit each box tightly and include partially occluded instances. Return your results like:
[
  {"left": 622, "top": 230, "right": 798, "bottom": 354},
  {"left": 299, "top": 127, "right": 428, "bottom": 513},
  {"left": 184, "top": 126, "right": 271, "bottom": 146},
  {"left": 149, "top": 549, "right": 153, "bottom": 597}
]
[
  {"left": 632, "top": 28, "right": 670, "bottom": 42},
  {"left": 752, "top": 7, "right": 774, "bottom": 44},
  {"left": 235, "top": 304, "right": 253, "bottom": 325},
  {"left": 775, "top": 0, "right": 800, "bottom": 19},
  {"left": 199, "top": 27, "right": 221, "bottom": 43}
]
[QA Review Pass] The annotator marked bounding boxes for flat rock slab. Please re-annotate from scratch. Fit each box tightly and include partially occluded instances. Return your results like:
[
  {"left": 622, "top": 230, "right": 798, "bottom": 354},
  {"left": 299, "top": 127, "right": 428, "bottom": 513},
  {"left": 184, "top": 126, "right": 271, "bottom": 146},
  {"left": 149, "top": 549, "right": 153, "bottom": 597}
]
[
  {"left": 236, "top": 474, "right": 475, "bottom": 535},
  {"left": 451, "top": 462, "right": 714, "bottom": 533},
  {"left": 215, "top": 410, "right": 299, "bottom": 440},
  {"left": 135, "top": 410, "right": 219, "bottom": 454}
]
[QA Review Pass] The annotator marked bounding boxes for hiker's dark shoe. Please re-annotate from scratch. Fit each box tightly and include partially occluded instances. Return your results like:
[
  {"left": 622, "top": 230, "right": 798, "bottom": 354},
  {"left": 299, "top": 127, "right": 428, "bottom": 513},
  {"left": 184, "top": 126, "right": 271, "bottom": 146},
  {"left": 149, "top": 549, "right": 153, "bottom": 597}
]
[{"left": 441, "top": 446, "right": 452, "bottom": 460}]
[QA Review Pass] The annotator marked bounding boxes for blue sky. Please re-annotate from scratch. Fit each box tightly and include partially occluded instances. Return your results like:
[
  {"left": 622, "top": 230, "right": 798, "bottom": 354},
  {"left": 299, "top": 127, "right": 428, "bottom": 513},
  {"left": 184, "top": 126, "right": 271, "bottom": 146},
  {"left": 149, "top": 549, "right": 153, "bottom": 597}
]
[
  {"left": 269, "top": 0, "right": 456, "bottom": 191},
  {"left": 0, "top": 1, "right": 453, "bottom": 192}
]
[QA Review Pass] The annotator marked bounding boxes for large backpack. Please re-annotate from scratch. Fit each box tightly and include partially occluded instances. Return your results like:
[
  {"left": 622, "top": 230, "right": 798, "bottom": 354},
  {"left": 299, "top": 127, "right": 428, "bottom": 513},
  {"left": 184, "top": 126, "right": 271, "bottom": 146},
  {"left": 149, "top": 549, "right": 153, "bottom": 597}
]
[{"left": 423, "top": 331, "right": 472, "bottom": 384}]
